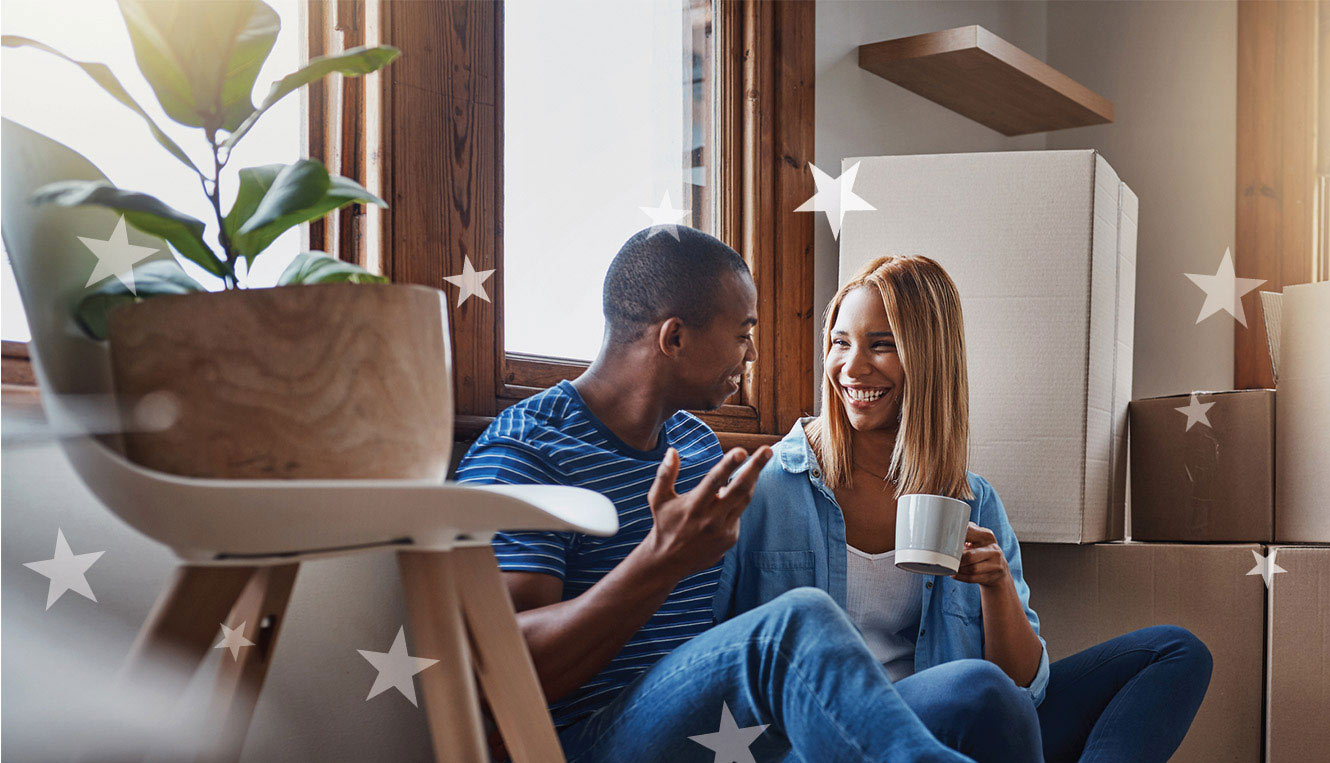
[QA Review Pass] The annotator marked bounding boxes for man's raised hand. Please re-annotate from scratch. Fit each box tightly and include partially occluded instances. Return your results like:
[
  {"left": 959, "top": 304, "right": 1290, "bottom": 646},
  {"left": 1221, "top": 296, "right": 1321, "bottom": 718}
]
[{"left": 644, "top": 445, "right": 774, "bottom": 577}]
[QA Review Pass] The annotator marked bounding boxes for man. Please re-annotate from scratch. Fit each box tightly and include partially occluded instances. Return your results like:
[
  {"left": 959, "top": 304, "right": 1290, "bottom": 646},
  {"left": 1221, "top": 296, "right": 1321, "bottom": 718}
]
[{"left": 456, "top": 227, "right": 979, "bottom": 761}]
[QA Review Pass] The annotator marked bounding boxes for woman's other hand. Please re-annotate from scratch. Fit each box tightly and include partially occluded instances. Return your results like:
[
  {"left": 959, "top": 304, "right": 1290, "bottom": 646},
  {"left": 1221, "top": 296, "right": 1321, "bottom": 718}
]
[{"left": 952, "top": 522, "right": 1010, "bottom": 588}]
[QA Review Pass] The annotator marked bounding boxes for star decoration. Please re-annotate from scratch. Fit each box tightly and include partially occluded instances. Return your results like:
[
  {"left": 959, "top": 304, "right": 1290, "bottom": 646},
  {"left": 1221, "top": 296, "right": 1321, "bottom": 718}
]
[
  {"left": 687, "top": 702, "right": 769, "bottom": 763},
  {"left": 794, "top": 161, "right": 876, "bottom": 240},
  {"left": 23, "top": 529, "right": 105, "bottom": 610},
  {"left": 213, "top": 621, "right": 257, "bottom": 661},
  {"left": 1184, "top": 248, "right": 1267, "bottom": 327},
  {"left": 357, "top": 626, "right": 439, "bottom": 706},
  {"left": 1174, "top": 393, "right": 1216, "bottom": 431},
  {"left": 1246, "top": 548, "right": 1287, "bottom": 589},
  {"left": 639, "top": 191, "right": 692, "bottom": 240},
  {"left": 443, "top": 256, "right": 495, "bottom": 307},
  {"left": 78, "top": 215, "right": 160, "bottom": 295}
]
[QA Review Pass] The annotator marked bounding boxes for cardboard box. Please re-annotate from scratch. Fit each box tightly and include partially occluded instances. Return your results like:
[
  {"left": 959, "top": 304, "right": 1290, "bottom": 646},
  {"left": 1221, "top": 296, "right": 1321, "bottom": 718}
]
[
  {"left": 841, "top": 151, "right": 1135, "bottom": 543},
  {"left": 1128, "top": 390, "right": 1274, "bottom": 542},
  {"left": 1266, "top": 545, "right": 1330, "bottom": 761},
  {"left": 1021, "top": 542, "right": 1265, "bottom": 763},
  {"left": 1271, "top": 281, "right": 1330, "bottom": 542}
]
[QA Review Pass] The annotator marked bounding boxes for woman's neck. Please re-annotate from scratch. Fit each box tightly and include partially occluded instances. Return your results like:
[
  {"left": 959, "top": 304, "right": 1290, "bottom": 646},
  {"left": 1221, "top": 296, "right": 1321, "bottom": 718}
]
[{"left": 851, "top": 425, "right": 897, "bottom": 474}]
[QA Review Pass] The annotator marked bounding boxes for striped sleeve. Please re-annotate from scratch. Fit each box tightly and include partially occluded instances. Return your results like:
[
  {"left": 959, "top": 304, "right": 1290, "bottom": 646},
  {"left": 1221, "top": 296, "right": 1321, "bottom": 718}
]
[{"left": 455, "top": 436, "right": 574, "bottom": 581}]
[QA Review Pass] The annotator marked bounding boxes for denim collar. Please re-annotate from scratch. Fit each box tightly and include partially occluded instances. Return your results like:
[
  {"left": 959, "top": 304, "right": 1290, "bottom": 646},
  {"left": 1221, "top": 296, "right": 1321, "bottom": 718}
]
[{"left": 774, "top": 417, "right": 819, "bottom": 475}]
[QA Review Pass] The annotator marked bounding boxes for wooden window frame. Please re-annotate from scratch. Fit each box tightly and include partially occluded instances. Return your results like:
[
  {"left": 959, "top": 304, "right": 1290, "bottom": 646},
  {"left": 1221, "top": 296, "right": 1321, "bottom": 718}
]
[{"left": 309, "top": 0, "right": 814, "bottom": 445}]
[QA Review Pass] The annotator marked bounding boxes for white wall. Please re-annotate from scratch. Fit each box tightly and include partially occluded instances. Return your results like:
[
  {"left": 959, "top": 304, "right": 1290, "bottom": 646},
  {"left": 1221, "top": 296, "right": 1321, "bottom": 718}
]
[
  {"left": 813, "top": 0, "right": 1237, "bottom": 403},
  {"left": 813, "top": 0, "right": 1050, "bottom": 400},
  {"left": 1045, "top": 0, "right": 1237, "bottom": 398}
]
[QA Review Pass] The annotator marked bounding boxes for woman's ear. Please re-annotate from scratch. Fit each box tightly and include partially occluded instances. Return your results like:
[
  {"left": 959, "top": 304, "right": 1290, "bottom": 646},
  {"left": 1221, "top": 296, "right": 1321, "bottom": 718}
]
[{"left": 656, "top": 317, "right": 685, "bottom": 358}]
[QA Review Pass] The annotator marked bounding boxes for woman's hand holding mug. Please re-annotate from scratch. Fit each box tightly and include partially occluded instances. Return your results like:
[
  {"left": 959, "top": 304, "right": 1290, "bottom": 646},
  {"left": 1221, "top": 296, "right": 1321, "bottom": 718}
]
[{"left": 951, "top": 522, "right": 1010, "bottom": 587}]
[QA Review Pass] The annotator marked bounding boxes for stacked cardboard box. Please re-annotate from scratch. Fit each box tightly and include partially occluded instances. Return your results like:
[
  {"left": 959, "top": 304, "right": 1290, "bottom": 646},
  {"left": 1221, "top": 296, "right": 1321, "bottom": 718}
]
[
  {"left": 840, "top": 150, "right": 1136, "bottom": 543},
  {"left": 841, "top": 154, "right": 1328, "bottom": 761}
]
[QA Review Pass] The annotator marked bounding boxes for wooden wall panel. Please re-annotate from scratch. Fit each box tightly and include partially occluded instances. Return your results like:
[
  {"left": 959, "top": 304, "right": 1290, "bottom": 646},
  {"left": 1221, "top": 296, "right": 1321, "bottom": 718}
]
[
  {"left": 378, "top": 0, "right": 502, "bottom": 416},
  {"left": 1235, "top": 0, "right": 1318, "bottom": 389}
]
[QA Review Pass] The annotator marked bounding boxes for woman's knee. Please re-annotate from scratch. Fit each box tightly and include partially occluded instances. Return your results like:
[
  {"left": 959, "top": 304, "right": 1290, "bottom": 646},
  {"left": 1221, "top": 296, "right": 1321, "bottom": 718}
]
[
  {"left": 934, "top": 660, "right": 1038, "bottom": 739},
  {"left": 1147, "top": 624, "right": 1213, "bottom": 679}
]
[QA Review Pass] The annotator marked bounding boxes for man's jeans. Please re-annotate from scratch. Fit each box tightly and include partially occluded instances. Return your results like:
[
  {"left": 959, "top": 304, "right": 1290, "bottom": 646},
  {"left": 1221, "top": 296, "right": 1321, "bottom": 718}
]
[
  {"left": 557, "top": 589, "right": 1212, "bottom": 762},
  {"left": 558, "top": 588, "right": 991, "bottom": 762}
]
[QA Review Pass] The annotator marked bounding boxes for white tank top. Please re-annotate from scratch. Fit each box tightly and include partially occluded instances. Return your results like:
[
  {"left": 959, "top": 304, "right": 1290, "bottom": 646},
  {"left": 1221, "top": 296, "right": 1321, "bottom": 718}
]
[{"left": 845, "top": 546, "right": 923, "bottom": 682}]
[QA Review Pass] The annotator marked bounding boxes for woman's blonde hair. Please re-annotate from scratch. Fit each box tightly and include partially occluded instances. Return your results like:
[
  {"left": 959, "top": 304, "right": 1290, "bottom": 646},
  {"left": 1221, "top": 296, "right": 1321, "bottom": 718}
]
[{"left": 807, "top": 255, "right": 973, "bottom": 500}]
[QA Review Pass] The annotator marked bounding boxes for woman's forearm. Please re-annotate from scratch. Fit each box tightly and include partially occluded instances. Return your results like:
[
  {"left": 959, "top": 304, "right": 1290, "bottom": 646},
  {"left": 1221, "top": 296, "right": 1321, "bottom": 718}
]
[{"left": 979, "top": 575, "right": 1043, "bottom": 687}]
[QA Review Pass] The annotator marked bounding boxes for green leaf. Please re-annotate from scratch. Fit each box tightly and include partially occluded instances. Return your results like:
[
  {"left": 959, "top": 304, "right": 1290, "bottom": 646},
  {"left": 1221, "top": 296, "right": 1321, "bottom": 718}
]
[
  {"left": 277, "top": 252, "right": 388, "bottom": 286},
  {"left": 238, "top": 159, "right": 330, "bottom": 234},
  {"left": 30, "top": 180, "right": 228, "bottom": 277},
  {"left": 0, "top": 35, "right": 201, "bottom": 175},
  {"left": 222, "top": 45, "right": 400, "bottom": 150},
  {"left": 227, "top": 161, "right": 387, "bottom": 264},
  {"left": 116, "top": 0, "right": 280, "bottom": 133},
  {"left": 74, "top": 258, "right": 204, "bottom": 340}
]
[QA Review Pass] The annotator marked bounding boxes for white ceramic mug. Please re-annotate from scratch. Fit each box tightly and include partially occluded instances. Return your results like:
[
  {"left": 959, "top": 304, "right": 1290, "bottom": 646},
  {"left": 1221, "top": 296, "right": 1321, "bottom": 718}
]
[{"left": 894, "top": 493, "right": 971, "bottom": 575}]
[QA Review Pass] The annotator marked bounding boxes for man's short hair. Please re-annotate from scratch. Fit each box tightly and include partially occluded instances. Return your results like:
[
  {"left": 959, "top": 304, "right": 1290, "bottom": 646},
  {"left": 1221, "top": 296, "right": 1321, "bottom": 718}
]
[{"left": 602, "top": 226, "right": 751, "bottom": 344}]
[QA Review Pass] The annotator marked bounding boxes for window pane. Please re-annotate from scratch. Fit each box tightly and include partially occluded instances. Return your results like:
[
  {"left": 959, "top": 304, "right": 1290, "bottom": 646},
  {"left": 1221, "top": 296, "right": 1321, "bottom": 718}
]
[
  {"left": 1, "top": 0, "right": 305, "bottom": 342},
  {"left": 503, "top": 0, "right": 718, "bottom": 362}
]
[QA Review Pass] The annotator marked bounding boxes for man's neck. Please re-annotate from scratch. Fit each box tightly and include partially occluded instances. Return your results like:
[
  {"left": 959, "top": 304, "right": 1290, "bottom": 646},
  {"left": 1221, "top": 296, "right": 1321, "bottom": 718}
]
[{"left": 572, "top": 349, "right": 678, "bottom": 453}]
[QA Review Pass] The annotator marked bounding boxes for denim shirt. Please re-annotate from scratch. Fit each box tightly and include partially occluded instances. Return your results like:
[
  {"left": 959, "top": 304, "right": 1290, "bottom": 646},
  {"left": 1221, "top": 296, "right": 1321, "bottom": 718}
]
[{"left": 713, "top": 419, "right": 1051, "bottom": 707}]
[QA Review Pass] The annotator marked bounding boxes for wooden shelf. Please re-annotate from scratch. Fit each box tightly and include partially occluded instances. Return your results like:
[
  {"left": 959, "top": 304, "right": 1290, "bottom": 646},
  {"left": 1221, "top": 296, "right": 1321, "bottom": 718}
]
[{"left": 858, "top": 25, "right": 1113, "bottom": 136}]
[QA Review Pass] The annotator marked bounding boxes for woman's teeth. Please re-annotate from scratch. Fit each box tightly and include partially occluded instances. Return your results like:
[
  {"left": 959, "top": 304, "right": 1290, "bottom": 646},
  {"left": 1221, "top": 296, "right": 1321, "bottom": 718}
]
[{"left": 845, "top": 387, "right": 886, "bottom": 402}]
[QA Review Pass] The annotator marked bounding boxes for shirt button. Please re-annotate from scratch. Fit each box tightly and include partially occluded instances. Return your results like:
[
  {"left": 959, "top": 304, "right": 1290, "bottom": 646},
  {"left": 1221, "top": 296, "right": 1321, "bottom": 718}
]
[
  {"left": 926, "top": 582, "right": 933, "bottom": 589},
  {"left": 810, "top": 468, "right": 820, "bottom": 478},
  {"left": 919, "top": 628, "right": 926, "bottom": 636}
]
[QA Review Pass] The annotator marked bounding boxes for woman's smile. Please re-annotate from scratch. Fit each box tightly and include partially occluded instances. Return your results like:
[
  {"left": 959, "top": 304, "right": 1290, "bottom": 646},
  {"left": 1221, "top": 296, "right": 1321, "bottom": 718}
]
[{"left": 841, "top": 383, "right": 891, "bottom": 409}]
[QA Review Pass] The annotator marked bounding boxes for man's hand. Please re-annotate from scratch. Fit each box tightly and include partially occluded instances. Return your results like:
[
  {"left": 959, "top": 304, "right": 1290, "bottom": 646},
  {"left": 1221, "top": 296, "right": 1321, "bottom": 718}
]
[
  {"left": 952, "top": 522, "right": 1010, "bottom": 588},
  {"left": 642, "top": 445, "right": 773, "bottom": 578}
]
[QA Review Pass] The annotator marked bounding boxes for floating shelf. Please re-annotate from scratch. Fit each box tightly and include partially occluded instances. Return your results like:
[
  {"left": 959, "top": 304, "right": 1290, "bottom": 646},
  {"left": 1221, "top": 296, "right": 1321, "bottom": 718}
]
[{"left": 858, "top": 25, "right": 1113, "bottom": 137}]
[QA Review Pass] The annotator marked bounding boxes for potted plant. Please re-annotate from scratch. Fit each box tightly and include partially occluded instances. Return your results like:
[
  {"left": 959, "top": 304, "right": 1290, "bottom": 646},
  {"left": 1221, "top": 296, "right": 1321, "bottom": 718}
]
[{"left": 4, "top": 0, "right": 454, "bottom": 480}]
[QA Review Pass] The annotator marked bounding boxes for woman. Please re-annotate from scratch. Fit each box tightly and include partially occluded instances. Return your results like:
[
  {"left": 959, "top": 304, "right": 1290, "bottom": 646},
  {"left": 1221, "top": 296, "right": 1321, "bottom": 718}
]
[{"left": 713, "top": 255, "right": 1212, "bottom": 762}]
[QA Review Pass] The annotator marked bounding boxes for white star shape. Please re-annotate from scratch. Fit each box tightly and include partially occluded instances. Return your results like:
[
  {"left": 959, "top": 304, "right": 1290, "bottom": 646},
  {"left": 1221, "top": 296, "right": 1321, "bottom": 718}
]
[
  {"left": 1246, "top": 548, "right": 1288, "bottom": 589},
  {"left": 1184, "top": 248, "right": 1267, "bottom": 327},
  {"left": 687, "top": 702, "right": 769, "bottom": 763},
  {"left": 794, "top": 161, "right": 876, "bottom": 240},
  {"left": 639, "top": 191, "right": 692, "bottom": 240},
  {"left": 443, "top": 256, "right": 495, "bottom": 307},
  {"left": 78, "top": 215, "right": 160, "bottom": 295},
  {"left": 23, "top": 529, "right": 105, "bottom": 610},
  {"left": 213, "top": 621, "right": 257, "bottom": 661},
  {"left": 1174, "top": 393, "right": 1216, "bottom": 431},
  {"left": 357, "top": 626, "right": 439, "bottom": 706}
]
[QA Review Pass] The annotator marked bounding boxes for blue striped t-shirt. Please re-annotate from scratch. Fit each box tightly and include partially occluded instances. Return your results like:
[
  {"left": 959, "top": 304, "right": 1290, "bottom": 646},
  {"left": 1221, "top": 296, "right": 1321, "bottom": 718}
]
[{"left": 455, "top": 380, "right": 724, "bottom": 728}]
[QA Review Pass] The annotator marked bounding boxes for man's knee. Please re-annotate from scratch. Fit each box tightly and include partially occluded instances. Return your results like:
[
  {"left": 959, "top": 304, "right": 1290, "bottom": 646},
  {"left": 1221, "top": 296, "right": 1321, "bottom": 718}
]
[{"left": 748, "top": 587, "right": 852, "bottom": 645}]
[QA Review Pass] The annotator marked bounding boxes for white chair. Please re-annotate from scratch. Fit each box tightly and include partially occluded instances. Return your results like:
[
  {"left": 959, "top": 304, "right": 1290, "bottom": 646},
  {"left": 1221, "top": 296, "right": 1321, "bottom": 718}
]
[{"left": 1, "top": 117, "right": 616, "bottom": 762}]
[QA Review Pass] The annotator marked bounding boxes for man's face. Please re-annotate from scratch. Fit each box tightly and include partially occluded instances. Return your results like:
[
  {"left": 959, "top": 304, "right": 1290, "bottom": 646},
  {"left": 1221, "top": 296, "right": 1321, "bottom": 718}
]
[{"left": 670, "top": 270, "right": 758, "bottom": 411}]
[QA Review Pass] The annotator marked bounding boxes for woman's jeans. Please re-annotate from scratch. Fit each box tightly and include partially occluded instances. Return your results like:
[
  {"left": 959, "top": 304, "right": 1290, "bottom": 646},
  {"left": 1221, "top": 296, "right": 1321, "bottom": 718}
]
[{"left": 557, "top": 589, "right": 1211, "bottom": 762}]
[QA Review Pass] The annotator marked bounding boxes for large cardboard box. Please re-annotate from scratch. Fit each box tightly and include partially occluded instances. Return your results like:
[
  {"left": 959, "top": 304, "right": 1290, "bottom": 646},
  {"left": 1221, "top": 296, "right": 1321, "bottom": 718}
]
[
  {"left": 841, "top": 150, "right": 1135, "bottom": 543},
  {"left": 1128, "top": 390, "right": 1274, "bottom": 542},
  {"left": 1266, "top": 546, "right": 1330, "bottom": 761},
  {"left": 1021, "top": 542, "right": 1265, "bottom": 763},
  {"left": 1272, "top": 281, "right": 1330, "bottom": 542}
]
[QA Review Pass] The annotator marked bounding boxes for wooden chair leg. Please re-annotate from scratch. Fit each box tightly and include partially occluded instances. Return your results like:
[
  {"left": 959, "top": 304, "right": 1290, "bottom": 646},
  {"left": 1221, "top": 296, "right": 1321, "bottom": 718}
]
[
  {"left": 398, "top": 550, "right": 488, "bottom": 763},
  {"left": 196, "top": 563, "right": 301, "bottom": 763},
  {"left": 87, "top": 565, "right": 258, "bottom": 762},
  {"left": 453, "top": 545, "right": 565, "bottom": 763}
]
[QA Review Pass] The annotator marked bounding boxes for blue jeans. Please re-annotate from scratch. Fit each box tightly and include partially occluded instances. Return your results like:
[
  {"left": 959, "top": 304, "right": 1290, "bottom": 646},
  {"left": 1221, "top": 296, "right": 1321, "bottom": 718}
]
[
  {"left": 1035, "top": 624, "right": 1212, "bottom": 762},
  {"left": 557, "top": 589, "right": 1211, "bottom": 762},
  {"left": 558, "top": 588, "right": 1010, "bottom": 762}
]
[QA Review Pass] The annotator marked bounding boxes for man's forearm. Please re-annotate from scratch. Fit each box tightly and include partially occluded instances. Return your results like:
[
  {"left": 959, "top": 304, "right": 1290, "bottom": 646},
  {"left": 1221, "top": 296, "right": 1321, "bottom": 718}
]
[{"left": 517, "top": 535, "right": 688, "bottom": 703}]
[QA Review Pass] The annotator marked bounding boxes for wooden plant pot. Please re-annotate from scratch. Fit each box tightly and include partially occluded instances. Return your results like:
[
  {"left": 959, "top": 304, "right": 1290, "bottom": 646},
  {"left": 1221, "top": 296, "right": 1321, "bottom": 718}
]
[{"left": 106, "top": 283, "right": 453, "bottom": 480}]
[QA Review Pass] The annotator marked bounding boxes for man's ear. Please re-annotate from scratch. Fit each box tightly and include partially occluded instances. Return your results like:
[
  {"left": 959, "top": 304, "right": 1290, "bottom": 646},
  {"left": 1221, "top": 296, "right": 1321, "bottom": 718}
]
[{"left": 656, "top": 317, "right": 685, "bottom": 358}]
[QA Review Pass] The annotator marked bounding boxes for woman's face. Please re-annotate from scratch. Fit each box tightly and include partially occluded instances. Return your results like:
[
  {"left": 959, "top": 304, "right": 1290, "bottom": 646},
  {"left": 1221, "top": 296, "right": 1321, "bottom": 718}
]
[{"left": 826, "top": 286, "right": 905, "bottom": 432}]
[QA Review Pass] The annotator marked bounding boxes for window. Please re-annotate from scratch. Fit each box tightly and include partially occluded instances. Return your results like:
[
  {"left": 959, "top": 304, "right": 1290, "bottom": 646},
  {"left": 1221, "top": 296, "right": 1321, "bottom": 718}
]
[
  {"left": 318, "top": 0, "right": 815, "bottom": 442},
  {"left": 503, "top": 0, "right": 718, "bottom": 362},
  {"left": 1, "top": 0, "right": 307, "bottom": 344}
]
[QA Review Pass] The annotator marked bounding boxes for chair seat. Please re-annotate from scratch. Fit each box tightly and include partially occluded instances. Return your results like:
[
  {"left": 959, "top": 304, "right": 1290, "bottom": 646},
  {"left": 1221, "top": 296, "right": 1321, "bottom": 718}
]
[{"left": 60, "top": 426, "right": 618, "bottom": 564}]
